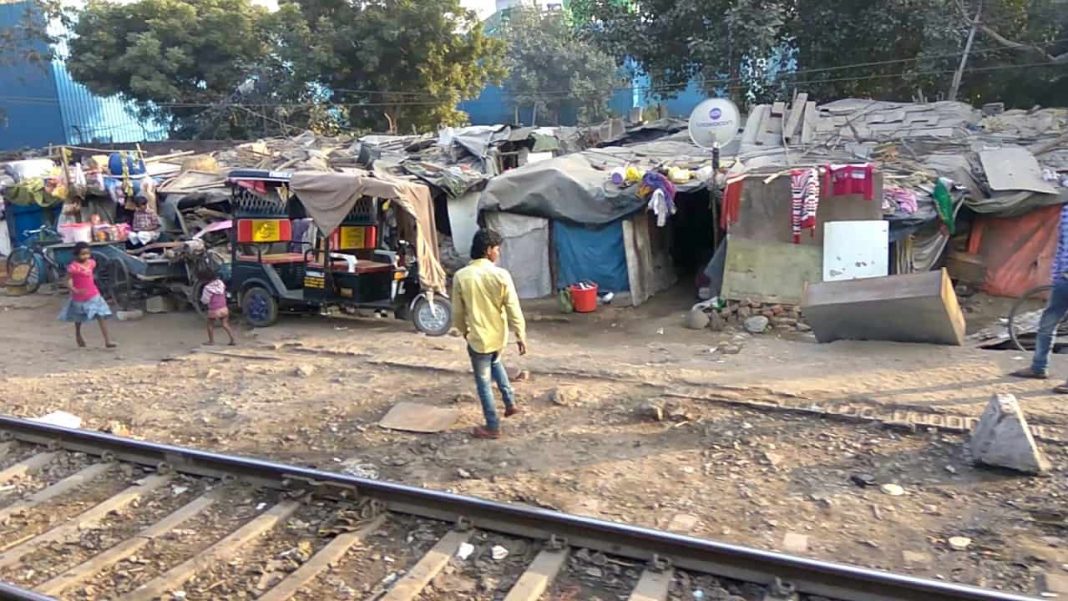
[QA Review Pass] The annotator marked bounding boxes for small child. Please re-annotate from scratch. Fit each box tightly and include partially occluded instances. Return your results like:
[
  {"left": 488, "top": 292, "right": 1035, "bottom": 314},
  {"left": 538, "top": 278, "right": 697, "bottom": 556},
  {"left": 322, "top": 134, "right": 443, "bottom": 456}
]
[
  {"left": 199, "top": 269, "right": 235, "bottom": 346},
  {"left": 129, "top": 196, "right": 161, "bottom": 246},
  {"left": 59, "top": 242, "right": 116, "bottom": 348}
]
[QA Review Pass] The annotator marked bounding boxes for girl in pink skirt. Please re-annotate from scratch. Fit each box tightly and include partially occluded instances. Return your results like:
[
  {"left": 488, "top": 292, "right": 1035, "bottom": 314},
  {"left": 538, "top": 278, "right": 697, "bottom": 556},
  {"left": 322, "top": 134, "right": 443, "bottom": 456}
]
[
  {"left": 58, "top": 242, "right": 116, "bottom": 348},
  {"left": 199, "top": 269, "right": 235, "bottom": 346}
]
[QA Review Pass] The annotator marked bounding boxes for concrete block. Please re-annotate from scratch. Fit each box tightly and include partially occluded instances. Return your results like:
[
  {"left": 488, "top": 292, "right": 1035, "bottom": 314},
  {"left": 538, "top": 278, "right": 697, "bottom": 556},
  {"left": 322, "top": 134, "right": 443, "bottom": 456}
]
[
  {"left": 970, "top": 393, "right": 1051, "bottom": 474},
  {"left": 802, "top": 269, "right": 965, "bottom": 346},
  {"left": 145, "top": 295, "right": 179, "bottom": 314}
]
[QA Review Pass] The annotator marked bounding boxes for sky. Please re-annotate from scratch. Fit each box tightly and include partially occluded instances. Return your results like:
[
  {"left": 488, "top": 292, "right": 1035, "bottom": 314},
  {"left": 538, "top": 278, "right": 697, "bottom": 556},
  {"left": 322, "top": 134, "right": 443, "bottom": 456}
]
[{"left": 461, "top": 0, "right": 496, "bottom": 19}]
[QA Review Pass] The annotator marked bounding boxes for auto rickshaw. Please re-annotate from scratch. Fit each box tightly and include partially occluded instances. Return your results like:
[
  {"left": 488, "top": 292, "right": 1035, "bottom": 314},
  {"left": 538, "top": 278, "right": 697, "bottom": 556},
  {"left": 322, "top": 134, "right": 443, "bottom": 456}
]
[{"left": 225, "top": 169, "right": 452, "bottom": 336}]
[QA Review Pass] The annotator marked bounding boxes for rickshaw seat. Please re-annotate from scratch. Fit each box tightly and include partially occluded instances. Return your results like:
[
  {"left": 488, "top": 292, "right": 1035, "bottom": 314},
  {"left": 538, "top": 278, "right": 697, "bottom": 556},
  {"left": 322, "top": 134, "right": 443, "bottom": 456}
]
[{"left": 236, "top": 252, "right": 306, "bottom": 265}]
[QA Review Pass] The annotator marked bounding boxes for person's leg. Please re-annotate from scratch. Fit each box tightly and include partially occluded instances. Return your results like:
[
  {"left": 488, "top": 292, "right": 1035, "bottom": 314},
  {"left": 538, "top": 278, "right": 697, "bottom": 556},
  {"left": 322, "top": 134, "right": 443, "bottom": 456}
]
[
  {"left": 1026, "top": 279, "right": 1068, "bottom": 376},
  {"left": 205, "top": 318, "right": 215, "bottom": 345},
  {"left": 75, "top": 322, "right": 85, "bottom": 348},
  {"left": 96, "top": 317, "right": 115, "bottom": 348},
  {"left": 468, "top": 346, "right": 500, "bottom": 433},
  {"left": 489, "top": 352, "right": 518, "bottom": 415},
  {"left": 220, "top": 316, "right": 236, "bottom": 345}
]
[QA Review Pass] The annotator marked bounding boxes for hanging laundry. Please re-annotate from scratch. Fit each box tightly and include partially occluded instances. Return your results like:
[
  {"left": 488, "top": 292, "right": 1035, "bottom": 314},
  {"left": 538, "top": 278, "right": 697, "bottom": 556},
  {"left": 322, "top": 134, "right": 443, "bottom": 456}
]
[
  {"left": 933, "top": 178, "right": 956, "bottom": 235},
  {"left": 647, "top": 188, "right": 676, "bottom": 227},
  {"left": 824, "top": 163, "right": 874, "bottom": 200},
  {"left": 640, "top": 171, "right": 677, "bottom": 202},
  {"left": 790, "top": 168, "right": 820, "bottom": 243},
  {"left": 884, "top": 187, "right": 918, "bottom": 215},
  {"left": 720, "top": 177, "right": 745, "bottom": 230}
]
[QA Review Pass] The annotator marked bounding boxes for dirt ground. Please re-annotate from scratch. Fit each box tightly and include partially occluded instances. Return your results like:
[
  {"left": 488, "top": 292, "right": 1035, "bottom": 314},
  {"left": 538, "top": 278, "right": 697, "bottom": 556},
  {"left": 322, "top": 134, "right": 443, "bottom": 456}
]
[{"left": 0, "top": 286, "right": 1066, "bottom": 597}]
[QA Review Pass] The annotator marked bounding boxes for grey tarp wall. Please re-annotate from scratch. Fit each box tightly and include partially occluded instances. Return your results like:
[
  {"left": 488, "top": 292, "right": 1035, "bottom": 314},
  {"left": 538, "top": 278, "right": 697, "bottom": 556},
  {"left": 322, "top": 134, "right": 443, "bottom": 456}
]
[{"left": 483, "top": 211, "right": 553, "bottom": 300}]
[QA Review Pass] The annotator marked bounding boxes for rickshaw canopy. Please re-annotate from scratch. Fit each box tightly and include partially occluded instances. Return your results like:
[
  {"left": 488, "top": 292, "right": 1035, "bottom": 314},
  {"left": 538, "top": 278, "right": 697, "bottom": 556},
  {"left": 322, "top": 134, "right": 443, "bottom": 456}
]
[{"left": 289, "top": 169, "right": 447, "bottom": 294}]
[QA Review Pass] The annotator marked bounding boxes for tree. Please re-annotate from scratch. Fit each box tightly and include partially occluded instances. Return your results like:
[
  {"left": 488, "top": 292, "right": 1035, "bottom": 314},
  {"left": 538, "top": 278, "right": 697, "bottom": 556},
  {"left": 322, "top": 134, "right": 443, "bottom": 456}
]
[
  {"left": 574, "top": 0, "right": 1067, "bottom": 108},
  {"left": 500, "top": 5, "right": 618, "bottom": 125},
  {"left": 66, "top": 0, "right": 270, "bottom": 136},
  {"left": 286, "top": 0, "right": 506, "bottom": 133}
]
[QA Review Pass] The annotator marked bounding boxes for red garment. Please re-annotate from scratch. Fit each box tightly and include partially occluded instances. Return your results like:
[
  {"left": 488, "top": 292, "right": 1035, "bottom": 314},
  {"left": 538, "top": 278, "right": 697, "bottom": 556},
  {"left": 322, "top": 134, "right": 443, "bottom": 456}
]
[
  {"left": 68, "top": 259, "right": 100, "bottom": 302},
  {"left": 825, "top": 164, "right": 874, "bottom": 200},
  {"left": 720, "top": 177, "right": 745, "bottom": 230}
]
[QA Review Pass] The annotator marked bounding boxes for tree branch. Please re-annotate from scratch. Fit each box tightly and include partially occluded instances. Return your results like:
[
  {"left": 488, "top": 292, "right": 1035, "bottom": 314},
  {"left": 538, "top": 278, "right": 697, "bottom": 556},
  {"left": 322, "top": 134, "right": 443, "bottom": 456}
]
[{"left": 978, "top": 24, "right": 1068, "bottom": 64}]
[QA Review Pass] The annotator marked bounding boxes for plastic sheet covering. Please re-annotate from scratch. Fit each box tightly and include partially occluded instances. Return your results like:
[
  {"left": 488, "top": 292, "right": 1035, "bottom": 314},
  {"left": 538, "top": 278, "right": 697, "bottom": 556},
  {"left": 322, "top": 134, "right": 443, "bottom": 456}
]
[
  {"left": 973, "top": 204, "right": 1062, "bottom": 297},
  {"left": 553, "top": 220, "right": 630, "bottom": 293},
  {"left": 480, "top": 154, "right": 647, "bottom": 225},
  {"left": 483, "top": 211, "right": 552, "bottom": 300}
]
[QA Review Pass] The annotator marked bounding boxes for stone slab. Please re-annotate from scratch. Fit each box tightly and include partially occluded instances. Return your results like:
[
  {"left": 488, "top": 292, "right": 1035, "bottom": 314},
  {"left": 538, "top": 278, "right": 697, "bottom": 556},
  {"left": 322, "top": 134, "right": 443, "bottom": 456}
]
[{"left": 970, "top": 393, "right": 1051, "bottom": 474}]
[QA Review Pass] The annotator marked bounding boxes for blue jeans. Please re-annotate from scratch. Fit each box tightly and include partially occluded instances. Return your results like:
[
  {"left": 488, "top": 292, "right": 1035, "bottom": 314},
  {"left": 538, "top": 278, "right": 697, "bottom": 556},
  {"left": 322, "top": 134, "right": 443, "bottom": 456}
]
[
  {"left": 1033, "top": 277, "right": 1068, "bottom": 374},
  {"left": 468, "top": 346, "right": 515, "bottom": 431}
]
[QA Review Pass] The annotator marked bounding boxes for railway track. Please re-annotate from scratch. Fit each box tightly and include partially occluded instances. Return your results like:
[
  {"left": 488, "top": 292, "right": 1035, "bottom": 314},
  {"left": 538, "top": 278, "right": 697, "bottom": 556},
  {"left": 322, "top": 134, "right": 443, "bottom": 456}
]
[{"left": 0, "top": 415, "right": 1043, "bottom": 601}]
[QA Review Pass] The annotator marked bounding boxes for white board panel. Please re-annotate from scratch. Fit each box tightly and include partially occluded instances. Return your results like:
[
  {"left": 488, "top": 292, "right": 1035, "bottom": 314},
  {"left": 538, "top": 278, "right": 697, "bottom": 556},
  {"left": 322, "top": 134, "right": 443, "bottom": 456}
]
[{"left": 823, "top": 220, "right": 889, "bottom": 282}]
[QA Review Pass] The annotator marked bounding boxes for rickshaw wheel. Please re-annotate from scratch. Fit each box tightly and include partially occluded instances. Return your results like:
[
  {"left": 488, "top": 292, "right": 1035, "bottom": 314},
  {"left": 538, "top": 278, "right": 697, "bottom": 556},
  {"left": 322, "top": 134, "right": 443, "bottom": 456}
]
[
  {"left": 412, "top": 296, "right": 452, "bottom": 337},
  {"left": 91, "top": 253, "right": 112, "bottom": 295},
  {"left": 107, "top": 259, "right": 133, "bottom": 311},
  {"left": 190, "top": 280, "right": 208, "bottom": 317},
  {"left": 241, "top": 286, "right": 278, "bottom": 327}
]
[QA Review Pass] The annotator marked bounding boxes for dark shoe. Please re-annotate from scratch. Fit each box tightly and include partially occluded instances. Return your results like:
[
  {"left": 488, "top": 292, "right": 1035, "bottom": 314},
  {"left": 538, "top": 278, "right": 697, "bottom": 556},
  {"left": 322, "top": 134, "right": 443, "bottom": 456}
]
[
  {"left": 1010, "top": 367, "right": 1049, "bottom": 380},
  {"left": 1053, "top": 383, "right": 1068, "bottom": 394},
  {"left": 504, "top": 405, "right": 522, "bottom": 418},
  {"left": 471, "top": 426, "right": 500, "bottom": 440}
]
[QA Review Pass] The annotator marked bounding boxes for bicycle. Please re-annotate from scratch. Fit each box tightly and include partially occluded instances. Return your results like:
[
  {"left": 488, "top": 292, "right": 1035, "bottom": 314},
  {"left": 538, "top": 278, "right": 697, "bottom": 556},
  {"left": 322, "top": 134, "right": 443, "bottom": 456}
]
[
  {"left": 5, "top": 226, "right": 112, "bottom": 295},
  {"left": 1006, "top": 284, "right": 1068, "bottom": 352},
  {"left": 5, "top": 226, "right": 64, "bottom": 293}
]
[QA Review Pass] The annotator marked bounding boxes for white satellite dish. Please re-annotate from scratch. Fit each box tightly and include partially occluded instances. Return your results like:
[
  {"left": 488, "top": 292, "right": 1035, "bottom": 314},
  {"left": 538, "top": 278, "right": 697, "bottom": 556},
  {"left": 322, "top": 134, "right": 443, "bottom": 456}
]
[{"left": 687, "top": 98, "right": 741, "bottom": 149}]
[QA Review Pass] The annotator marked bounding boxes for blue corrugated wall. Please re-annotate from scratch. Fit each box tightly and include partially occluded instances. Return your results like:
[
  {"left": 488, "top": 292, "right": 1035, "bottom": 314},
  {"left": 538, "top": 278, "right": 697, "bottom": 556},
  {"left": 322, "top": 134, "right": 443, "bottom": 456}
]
[
  {"left": 0, "top": 0, "right": 166, "bottom": 151},
  {"left": 0, "top": 3, "right": 67, "bottom": 150}
]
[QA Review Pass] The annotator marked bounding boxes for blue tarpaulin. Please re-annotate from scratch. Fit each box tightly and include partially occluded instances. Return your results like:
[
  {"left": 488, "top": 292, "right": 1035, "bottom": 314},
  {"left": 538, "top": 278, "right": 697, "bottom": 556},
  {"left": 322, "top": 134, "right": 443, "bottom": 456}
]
[{"left": 553, "top": 220, "right": 630, "bottom": 293}]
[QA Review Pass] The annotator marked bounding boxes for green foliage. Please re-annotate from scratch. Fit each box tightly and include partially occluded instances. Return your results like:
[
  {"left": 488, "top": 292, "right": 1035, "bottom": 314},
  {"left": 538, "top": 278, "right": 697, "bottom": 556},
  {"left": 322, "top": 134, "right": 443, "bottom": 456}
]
[
  {"left": 576, "top": 0, "right": 1067, "bottom": 107},
  {"left": 286, "top": 0, "right": 506, "bottom": 132},
  {"left": 66, "top": 0, "right": 269, "bottom": 134},
  {"left": 501, "top": 6, "right": 618, "bottom": 125},
  {"left": 59, "top": 0, "right": 502, "bottom": 137}
]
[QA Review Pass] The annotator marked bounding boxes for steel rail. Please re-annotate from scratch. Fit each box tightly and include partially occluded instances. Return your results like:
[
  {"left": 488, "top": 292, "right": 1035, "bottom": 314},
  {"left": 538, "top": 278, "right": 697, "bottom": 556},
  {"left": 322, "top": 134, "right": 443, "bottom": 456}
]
[
  {"left": 0, "top": 581, "right": 55, "bottom": 601},
  {"left": 0, "top": 415, "right": 1041, "bottom": 601}
]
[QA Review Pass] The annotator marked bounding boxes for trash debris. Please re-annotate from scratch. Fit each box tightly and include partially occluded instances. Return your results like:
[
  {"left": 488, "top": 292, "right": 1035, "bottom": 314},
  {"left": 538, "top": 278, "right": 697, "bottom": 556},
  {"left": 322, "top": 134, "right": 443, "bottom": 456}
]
[
  {"left": 340, "top": 460, "right": 379, "bottom": 479},
  {"left": 456, "top": 468, "right": 474, "bottom": 479},
  {"left": 491, "top": 545, "right": 509, "bottom": 560},
  {"left": 781, "top": 532, "right": 809, "bottom": 553},
  {"left": 948, "top": 536, "right": 972, "bottom": 551},
  {"left": 880, "top": 484, "right": 905, "bottom": 497},
  {"left": 171, "top": 486, "right": 189, "bottom": 496},
  {"left": 638, "top": 400, "right": 664, "bottom": 422},
  {"left": 293, "top": 364, "right": 317, "bottom": 378},
  {"left": 743, "top": 315, "right": 769, "bottom": 334},
  {"left": 115, "top": 309, "right": 144, "bottom": 321},
  {"left": 29, "top": 411, "right": 82, "bottom": 429},
  {"left": 850, "top": 473, "right": 877, "bottom": 487},
  {"left": 970, "top": 393, "right": 1051, "bottom": 474},
  {"left": 457, "top": 542, "right": 475, "bottom": 560},
  {"left": 379, "top": 402, "right": 460, "bottom": 433},
  {"left": 685, "top": 309, "right": 710, "bottom": 330}
]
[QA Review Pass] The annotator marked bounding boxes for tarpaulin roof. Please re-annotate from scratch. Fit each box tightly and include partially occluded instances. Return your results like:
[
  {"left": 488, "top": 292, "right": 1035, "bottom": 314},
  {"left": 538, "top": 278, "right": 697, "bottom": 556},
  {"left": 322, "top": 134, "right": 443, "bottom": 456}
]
[{"left": 479, "top": 154, "right": 648, "bottom": 225}]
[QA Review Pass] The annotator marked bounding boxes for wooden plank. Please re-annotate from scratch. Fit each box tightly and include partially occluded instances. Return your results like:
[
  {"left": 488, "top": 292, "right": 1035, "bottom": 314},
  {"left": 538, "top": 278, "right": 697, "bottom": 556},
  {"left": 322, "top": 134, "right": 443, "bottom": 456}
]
[
  {"left": 721, "top": 236, "right": 822, "bottom": 305},
  {"left": 802, "top": 268, "right": 965, "bottom": 346},
  {"left": 37, "top": 491, "right": 217, "bottom": 596},
  {"left": 770, "top": 101, "right": 786, "bottom": 117},
  {"left": 0, "top": 452, "right": 56, "bottom": 485},
  {"left": 119, "top": 499, "right": 301, "bottom": 601},
  {"left": 740, "top": 105, "right": 768, "bottom": 145},
  {"left": 258, "top": 515, "right": 387, "bottom": 601},
  {"left": 502, "top": 548, "right": 569, "bottom": 601},
  {"left": 0, "top": 474, "right": 170, "bottom": 569},
  {"left": 801, "top": 101, "right": 819, "bottom": 144},
  {"left": 0, "top": 462, "right": 111, "bottom": 530},
  {"left": 627, "top": 514, "right": 695, "bottom": 601},
  {"left": 783, "top": 93, "right": 808, "bottom": 142},
  {"left": 380, "top": 530, "right": 472, "bottom": 601}
]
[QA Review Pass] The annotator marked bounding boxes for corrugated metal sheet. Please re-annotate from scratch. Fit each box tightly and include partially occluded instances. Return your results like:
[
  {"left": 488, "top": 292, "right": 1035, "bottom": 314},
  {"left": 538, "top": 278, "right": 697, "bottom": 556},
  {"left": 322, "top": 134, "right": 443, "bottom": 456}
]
[
  {"left": 0, "top": 0, "right": 166, "bottom": 150},
  {"left": 0, "top": 2, "right": 66, "bottom": 150},
  {"left": 52, "top": 62, "right": 167, "bottom": 145}
]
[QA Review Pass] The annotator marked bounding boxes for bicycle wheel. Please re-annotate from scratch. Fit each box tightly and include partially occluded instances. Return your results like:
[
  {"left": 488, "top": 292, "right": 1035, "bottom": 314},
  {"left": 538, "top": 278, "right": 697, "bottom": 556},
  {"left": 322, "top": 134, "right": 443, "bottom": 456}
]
[
  {"left": 1007, "top": 284, "right": 1068, "bottom": 352},
  {"left": 5, "top": 248, "right": 42, "bottom": 293}
]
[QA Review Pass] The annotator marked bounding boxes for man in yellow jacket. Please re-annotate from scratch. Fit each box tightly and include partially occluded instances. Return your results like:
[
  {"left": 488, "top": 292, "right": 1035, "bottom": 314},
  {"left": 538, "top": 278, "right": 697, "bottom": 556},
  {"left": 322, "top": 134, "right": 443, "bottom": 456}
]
[{"left": 452, "top": 229, "right": 528, "bottom": 439}]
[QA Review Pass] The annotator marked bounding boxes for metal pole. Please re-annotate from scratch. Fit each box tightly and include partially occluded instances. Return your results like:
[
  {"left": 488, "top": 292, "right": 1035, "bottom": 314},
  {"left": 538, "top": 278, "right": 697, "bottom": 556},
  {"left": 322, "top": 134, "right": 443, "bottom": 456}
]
[{"left": 949, "top": 1, "right": 983, "bottom": 102}]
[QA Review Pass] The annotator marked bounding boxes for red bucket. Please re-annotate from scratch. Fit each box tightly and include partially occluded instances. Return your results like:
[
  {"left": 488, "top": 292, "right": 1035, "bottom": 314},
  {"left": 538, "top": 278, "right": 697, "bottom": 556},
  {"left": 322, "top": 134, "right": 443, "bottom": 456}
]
[{"left": 569, "top": 283, "right": 599, "bottom": 313}]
